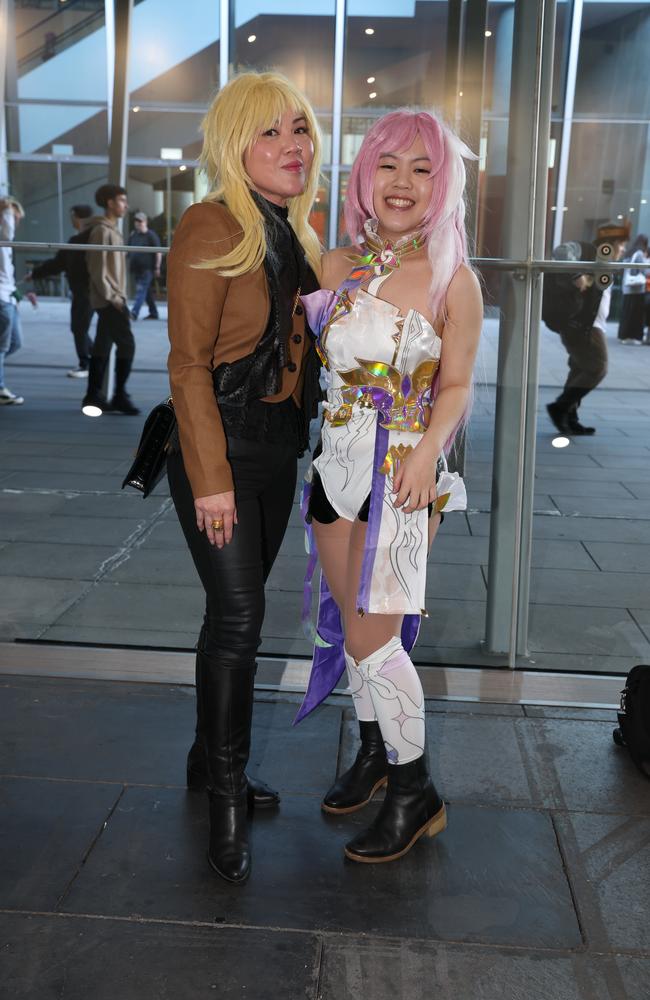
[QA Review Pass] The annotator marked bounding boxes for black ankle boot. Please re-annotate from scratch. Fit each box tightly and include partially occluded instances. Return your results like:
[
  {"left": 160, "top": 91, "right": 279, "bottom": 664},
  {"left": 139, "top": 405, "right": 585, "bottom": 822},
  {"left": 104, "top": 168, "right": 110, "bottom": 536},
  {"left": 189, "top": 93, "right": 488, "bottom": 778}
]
[
  {"left": 110, "top": 358, "right": 140, "bottom": 415},
  {"left": 567, "top": 406, "right": 595, "bottom": 436},
  {"left": 344, "top": 756, "right": 446, "bottom": 863},
  {"left": 82, "top": 357, "right": 110, "bottom": 412},
  {"left": 322, "top": 720, "right": 388, "bottom": 814},
  {"left": 186, "top": 740, "right": 280, "bottom": 808},
  {"left": 546, "top": 401, "right": 571, "bottom": 434},
  {"left": 202, "top": 656, "right": 256, "bottom": 884}
]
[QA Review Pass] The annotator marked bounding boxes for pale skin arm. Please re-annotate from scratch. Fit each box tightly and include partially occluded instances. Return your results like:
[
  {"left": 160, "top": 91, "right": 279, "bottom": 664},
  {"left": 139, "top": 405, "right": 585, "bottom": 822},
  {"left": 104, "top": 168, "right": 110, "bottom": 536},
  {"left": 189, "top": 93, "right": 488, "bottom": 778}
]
[
  {"left": 194, "top": 492, "right": 237, "bottom": 548},
  {"left": 393, "top": 265, "right": 483, "bottom": 514}
]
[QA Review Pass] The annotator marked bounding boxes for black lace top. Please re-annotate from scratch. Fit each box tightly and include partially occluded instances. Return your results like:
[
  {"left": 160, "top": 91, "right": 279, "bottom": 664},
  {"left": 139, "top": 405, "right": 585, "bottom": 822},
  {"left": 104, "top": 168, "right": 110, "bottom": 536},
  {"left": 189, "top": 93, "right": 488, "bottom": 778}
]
[{"left": 215, "top": 195, "right": 321, "bottom": 455}]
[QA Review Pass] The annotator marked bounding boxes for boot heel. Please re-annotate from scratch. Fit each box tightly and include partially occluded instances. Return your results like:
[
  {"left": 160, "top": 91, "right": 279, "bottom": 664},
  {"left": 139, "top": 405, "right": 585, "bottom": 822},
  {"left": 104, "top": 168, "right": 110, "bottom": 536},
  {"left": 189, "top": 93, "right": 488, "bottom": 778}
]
[{"left": 425, "top": 802, "right": 447, "bottom": 838}]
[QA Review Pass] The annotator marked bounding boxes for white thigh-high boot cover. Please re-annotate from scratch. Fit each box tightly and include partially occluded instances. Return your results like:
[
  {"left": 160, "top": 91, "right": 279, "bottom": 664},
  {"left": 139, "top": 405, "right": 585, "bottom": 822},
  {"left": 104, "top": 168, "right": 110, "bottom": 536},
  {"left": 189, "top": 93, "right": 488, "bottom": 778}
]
[
  {"left": 356, "top": 637, "right": 426, "bottom": 764},
  {"left": 346, "top": 648, "right": 377, "bottom": 722}
]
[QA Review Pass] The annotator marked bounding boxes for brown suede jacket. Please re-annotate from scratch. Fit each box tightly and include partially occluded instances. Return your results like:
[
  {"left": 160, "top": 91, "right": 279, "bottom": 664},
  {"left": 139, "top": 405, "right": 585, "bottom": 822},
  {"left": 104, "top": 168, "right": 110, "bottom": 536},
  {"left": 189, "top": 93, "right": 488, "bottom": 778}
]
[{"left": 167, "top": 201, "right": 311, "bottom": 499}]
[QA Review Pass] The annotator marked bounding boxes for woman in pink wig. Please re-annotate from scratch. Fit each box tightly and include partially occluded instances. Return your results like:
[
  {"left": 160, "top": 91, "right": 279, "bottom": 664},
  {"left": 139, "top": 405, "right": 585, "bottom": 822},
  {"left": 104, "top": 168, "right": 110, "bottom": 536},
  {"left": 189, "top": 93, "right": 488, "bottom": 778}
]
[{"left": 296, "top": 110, "right": 483, "bottom": 863}]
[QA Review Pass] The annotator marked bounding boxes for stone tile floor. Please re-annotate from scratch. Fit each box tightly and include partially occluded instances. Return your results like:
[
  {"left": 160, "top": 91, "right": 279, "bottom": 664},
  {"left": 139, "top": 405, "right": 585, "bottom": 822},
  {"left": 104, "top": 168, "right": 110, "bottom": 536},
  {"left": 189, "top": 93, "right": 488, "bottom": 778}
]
[
  {"left": 2, "top": 302, "right": 650, "bottom": 673},
  {"left": 1, "top": 672, "right": 649, "bottom": 999}
]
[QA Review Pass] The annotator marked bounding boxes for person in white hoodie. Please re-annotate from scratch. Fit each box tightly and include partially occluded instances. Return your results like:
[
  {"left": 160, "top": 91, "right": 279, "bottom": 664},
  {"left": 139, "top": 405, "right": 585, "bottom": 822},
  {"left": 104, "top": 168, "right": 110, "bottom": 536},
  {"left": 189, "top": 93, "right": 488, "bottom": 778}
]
[{"left": 0, "top": 198, "right": 26, "bottom": 405}]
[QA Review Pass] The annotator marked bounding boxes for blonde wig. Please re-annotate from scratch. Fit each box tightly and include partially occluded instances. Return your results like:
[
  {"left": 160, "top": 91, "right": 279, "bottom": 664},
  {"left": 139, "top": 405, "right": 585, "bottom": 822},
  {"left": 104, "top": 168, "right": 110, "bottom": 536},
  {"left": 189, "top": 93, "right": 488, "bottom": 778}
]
[{"left": 199, "top": 72, "right": 322, "bottom": 278}]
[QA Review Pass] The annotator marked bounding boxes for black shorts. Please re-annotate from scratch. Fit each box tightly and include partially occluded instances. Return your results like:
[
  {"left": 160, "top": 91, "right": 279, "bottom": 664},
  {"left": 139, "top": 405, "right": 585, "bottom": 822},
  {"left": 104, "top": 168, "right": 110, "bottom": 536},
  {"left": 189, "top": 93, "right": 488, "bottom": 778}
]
[{"left": 308, "top": 467, "right": 439, "bottom": 524}]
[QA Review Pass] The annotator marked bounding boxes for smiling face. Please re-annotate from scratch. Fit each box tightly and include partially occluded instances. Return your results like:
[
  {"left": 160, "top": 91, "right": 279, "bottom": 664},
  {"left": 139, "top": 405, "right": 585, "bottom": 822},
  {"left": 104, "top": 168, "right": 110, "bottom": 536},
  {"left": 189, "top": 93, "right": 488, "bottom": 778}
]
[
  {"left": 372, "top": 134, "right": 432, "bottom": 240},
  {"left": 243, "top": 109, "right": 315, "bottom": 207}
]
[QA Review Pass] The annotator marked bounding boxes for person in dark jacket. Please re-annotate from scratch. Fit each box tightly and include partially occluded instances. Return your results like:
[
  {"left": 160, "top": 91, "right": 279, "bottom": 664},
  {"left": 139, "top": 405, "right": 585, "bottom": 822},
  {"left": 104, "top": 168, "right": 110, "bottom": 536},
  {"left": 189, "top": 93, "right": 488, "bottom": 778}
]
[
  {"left": 28, "top": 204, "right": 95, "bottom": 378},
  {"left": 542, "top": 221, "right": 628, "bottom": 435},
  {"left": 127, "top": 212, "right": 161, "bottom": 320}
]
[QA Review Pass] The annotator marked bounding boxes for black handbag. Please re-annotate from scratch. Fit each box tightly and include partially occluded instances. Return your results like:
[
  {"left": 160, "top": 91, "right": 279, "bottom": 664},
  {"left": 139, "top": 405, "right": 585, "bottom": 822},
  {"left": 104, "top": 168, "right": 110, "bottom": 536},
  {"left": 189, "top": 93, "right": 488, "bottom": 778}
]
[{"left": 122, "top": 397, "right": 177, "bottom": 498}]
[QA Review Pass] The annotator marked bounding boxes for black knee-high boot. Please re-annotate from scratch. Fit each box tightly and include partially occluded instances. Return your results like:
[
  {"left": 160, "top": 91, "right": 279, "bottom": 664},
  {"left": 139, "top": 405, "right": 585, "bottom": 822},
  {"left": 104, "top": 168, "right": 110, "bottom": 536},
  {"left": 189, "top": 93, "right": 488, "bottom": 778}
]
[
  {"left": 321, "top": 721, "right": 388, "bottom": 814},
  {"left": 344, "top": 755, "right": 447, "bottom": 864},
  {"left": 201, "top": 652, "right": 255, "bottom": 884},
  {"left": 187, "top": 630, "right": 280, "bottom": 808}
]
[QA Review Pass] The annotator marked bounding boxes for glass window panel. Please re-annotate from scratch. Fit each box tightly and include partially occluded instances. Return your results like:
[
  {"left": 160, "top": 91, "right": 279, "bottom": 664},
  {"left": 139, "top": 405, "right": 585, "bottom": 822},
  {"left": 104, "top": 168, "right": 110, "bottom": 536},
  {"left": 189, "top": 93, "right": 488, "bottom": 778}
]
[
  {"left": 128, "top": 0, "right": 220, "bottom": 105},
  {"left": 14, "top": 0, "right": 107, "bottom": 103},
  {"left": 575, "top": 2, "right": 650, "bottom": 119},
  {"left": 231, "top": 0, "right": 335, "bottom": 116},
  {"left": 7, "top": 160, "right": 60, "bottom": 289},
  {"left": 127, "top": 108, "right": 204, "bottom": 160},
  {"left": 342, "top": 0, "right": 448, "bottom": 145},
  {"left": 7, "top": 103, "right": 108, "bottom": 156}
]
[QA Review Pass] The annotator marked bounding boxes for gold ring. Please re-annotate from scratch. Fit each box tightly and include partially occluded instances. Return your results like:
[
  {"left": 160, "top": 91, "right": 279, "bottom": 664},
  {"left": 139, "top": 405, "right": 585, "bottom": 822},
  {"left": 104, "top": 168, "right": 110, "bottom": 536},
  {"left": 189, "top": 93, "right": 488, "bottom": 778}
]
[{"left": 211, "top": 519, "right": 224, "bottom": 531}]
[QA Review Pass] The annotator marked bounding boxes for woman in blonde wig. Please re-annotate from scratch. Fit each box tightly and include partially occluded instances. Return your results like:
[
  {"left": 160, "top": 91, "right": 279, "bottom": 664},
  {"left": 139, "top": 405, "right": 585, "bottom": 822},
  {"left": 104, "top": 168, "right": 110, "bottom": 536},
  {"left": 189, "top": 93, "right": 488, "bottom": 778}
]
[{"left": 166, "top": 72, "right": 321, "bottom": 884}]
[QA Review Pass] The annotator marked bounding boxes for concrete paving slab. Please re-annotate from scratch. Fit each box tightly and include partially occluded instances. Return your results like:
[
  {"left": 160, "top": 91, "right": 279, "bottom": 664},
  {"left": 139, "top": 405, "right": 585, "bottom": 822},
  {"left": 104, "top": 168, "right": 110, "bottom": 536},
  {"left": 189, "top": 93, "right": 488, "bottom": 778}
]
[
  {"left": 52, "top": 581, "right": 204, "bottom": 634},
  {"left": 5, "top": 515, "right": 145, "bottom": 547},
  {"left": 533, "top": 478, "right": 637, "bottom": 498},
  {"left": 0, "top": 776, "right": 122, "bottom": 910},
  {"left": 105, "top": 546, "right": 199, "bottom": 587},
  {"left": 524, "top": 705, "right": 619, "bottom": 722},
  {"left": 0, "top": 676, "right": 336, "bottom": 791},
  {"left": 550, "top": 496, "right": 650, "bottom": 520},
  {"left": 629, "top": 609, "right": 650, "bottom": 643},
  {"left": 518, "top": 719, "right": 650, "bottom": 815},
  {"left": 318, "top": 938, "right": 613, "bottom": 1000},
  {"left": 425, "top": 564, "right": 486, "bottom": 601},
  {"left": 0, "top": 577, "right": 88, "bottom": 635},
  {"left": 0, "top": 542, "right": 116, "bottom": 580},
  {"left": 0, "top": 454, "right": 125, "bottom": 475},
  {"left": 529, "top": 567, "right": 650, "bottom": 610},
  {"left": 55, "top": 493, "right": 169, "bottom": 518},
  {"left": 61, "top": 788, "right": 580, "bottom": 948},
  {"left": 0, "top": 492, "right": 67, "bottom": 517},
  {"left": 555, "top": 811, "right": 650, "bottom": 952},
  {"left": 584, "top": 542, "right": 650, "bottom": 574},
  {"left": 0, "top": 914, "right": 320, "bottom": 1000},
  {"left": 417, "top": 600, "right": 487, "bottom": 649},
  {"left": 35, "top": 624, "right": 199, "bottom": 648},
  {"left": 2, "top": 471, "right": 127, "bottom": 493},
  {"left": 527, "top": 604, "right": 649, "bottom": 657}
]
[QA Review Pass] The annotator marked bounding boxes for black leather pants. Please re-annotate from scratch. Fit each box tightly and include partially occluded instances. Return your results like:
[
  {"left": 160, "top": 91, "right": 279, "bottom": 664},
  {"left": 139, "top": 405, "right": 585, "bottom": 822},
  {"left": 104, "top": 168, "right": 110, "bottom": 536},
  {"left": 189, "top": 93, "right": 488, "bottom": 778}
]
[{"left": 167, "top": 437, "right": 297, "bottom": 789}]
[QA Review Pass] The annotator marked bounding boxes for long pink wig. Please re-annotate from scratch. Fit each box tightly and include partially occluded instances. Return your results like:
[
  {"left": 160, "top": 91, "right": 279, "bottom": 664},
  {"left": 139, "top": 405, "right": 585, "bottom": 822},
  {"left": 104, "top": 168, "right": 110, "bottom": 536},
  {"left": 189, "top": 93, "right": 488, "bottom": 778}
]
[
  {"left": 344, "top": 110, "right": 476, "bottom": 451},
  {"left": 345, "top": 109, "right": 475, "bottom": 324}
]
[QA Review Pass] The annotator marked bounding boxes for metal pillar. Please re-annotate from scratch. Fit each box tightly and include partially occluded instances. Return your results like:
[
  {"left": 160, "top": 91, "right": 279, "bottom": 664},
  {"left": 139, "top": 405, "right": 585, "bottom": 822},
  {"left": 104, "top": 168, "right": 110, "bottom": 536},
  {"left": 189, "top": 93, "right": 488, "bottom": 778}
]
[
  {"left": 108, "top": 0, "right": 133, "bottom": 187},
  {"left": 2, "top": 0, "right": 19, "bottom": 166},
  {"left": 328, "top": 0, "right": 346, "bottom": 251},
  {"left": 443, "top": 0, "right": 462, "bottom": 127},
  {"left": 219, "top": 0, "right": 231, "bottom": 86},
  {"left": 552, "top": 0, "right": 583, "bottom": 248},
  {"left": 0, "top": 0, "right": 9, "bottom": 194},
  {"left": 485, "top": 0, "right": 556, "bottom": 663},
  {"left": 459, "top": 0, "right": 488, "bottom": 248}
]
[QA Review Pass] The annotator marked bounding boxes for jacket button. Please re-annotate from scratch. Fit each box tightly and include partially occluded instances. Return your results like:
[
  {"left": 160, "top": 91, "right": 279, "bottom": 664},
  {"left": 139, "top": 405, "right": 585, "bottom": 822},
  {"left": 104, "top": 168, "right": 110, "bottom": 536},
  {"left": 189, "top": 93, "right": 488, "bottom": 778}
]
[
  {"left": 292, "top": 334, "right": 302, "bottom": 344},
  {"left": 295, "top": 304, "right": 304, "bottom": 316},
  {"left": 287, "top": 362, "right": 297, "bottom": 373}
]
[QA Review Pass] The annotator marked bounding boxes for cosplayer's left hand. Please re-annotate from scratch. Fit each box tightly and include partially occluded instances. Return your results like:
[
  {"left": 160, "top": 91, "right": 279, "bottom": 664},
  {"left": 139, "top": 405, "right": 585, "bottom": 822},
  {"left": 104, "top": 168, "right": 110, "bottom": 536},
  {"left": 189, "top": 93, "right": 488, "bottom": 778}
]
[{"left": 392, "top": 441, "right": 437, "bottom": 515}]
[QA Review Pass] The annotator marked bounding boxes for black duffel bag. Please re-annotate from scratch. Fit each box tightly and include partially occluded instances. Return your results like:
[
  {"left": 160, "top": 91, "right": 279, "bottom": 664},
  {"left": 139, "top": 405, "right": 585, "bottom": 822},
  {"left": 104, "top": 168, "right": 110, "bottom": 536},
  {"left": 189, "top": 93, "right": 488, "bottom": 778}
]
[
  {"left": 122, "top": 397, "right": 176, "bottom": 498},
  {"left": 613, "top": 665, "right": 650, "bottom": 779}
]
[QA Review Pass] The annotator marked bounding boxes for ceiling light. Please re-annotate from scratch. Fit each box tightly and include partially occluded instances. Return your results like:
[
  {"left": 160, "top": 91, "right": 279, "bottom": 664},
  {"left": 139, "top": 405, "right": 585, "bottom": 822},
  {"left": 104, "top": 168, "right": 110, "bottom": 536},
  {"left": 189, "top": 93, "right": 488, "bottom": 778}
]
[
  {"left": 641, "top": 199, "right": 648, "bottom": 205},
  {"left": 617, "top": 214, "right": 624, "bottom": 220},
  {"left": 364, "top": 27, "right": 375, "bottom": 35},
  {"left": 132, "top": 106, "right": 140, "bottom": 113},
  {"left": 367, "top": 76, "right": 375, "bottom": 84},
  {"left": 179, "top": 165, "right": 187, "bottom": 172},
  {"left": 248, "top": 34, "right": 256, "bottom": 42},
  {"left": 630, "top": 207, "right": 635, "bottom": 212},
  {"left": 369, "top": 92, "right": 377, "bottom": 99},
  {"left": 551, "top": 436, "right": 570, "bottom": 449},
  {"left": 458, "top": 91, "right": 463, "bottom": 97},
  {"left": 485, "top": 30, "right": 492, "bottom": 37}
]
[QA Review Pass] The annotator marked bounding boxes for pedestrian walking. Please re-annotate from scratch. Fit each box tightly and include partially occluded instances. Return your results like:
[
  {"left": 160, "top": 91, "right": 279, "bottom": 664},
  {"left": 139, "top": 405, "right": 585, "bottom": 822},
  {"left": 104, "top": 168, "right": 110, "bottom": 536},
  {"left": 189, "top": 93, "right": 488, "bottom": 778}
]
[
  {"left": 0, "top": 197, "right": 37, "bottom": 406},
  {"left": 28, "top": 204, "right": 95, "bottom": 378},
  {"left": 618, "top": 234, "right": 649, "bottom": 344},
  {"left": 128, "top": 212, "right": 161, "bottom": 320},
  {"left": 82, "top": 184, "right": 140, "bottom": 415}
]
